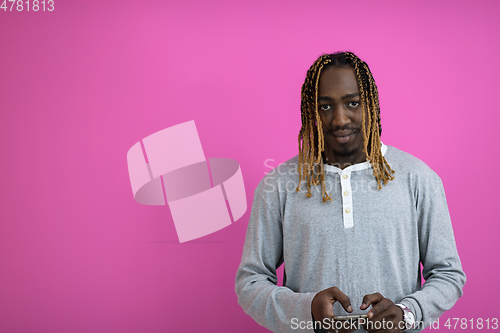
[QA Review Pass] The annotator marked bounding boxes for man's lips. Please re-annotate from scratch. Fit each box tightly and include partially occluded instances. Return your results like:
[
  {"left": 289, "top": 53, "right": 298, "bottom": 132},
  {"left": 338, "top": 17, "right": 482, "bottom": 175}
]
[
  {"left": 332, "top": 130, "right": 354, "bottom": 137},
  {"left": 329, "top": 130, "right": 357, "bottom": 144}
]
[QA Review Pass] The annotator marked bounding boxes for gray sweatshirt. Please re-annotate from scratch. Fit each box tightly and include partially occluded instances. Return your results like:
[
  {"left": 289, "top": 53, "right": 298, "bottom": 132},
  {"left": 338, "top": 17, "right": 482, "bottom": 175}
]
[{"left": 235, "top": 145, "right": 466, "bottom": 333}]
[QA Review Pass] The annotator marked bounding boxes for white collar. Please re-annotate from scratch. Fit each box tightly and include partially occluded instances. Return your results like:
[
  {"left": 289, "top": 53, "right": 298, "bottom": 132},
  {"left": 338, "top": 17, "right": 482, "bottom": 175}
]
[{"left": 321, "top": 142, "right": 388, "bottom": 174}]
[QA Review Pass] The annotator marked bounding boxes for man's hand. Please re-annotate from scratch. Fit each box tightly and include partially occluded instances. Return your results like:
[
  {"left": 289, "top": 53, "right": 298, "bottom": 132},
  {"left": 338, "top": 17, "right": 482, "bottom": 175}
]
[
  {"left": 360, "top": 293, "right": 404, "bottom": 333},
  {"left": 311, "top": 286, "right": 356, "bottom": 333}
]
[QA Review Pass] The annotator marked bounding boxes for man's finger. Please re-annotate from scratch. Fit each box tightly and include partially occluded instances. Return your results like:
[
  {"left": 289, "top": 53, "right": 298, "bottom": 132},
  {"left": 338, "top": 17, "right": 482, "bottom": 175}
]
[
  {"left": 360, "top": 293, "right": 384, "bottom": 312},
  {"left": 328, "top": 286, "right": 353, "bottom": 313},
  {"left": 367, "top": 298, "right": 391, "bottom": 321}
]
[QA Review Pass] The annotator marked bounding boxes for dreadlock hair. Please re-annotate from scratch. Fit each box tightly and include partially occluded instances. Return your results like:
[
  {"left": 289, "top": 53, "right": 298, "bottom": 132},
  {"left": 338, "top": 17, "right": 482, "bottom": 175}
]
[{"left": 296, "top": 51, "right": 395, "bottom": 203}]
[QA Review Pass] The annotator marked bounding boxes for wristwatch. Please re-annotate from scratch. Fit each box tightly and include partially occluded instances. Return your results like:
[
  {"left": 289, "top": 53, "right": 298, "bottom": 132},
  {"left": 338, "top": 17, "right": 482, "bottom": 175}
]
[{"left": 395, "top": 303, "right": 415, "bottom": 331}]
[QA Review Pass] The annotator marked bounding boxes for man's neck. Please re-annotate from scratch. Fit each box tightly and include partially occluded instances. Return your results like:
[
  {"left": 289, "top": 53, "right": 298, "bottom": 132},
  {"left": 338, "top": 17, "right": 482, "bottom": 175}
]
[{"left": 322, "top": 149, "right": 367, "bottom": 170}]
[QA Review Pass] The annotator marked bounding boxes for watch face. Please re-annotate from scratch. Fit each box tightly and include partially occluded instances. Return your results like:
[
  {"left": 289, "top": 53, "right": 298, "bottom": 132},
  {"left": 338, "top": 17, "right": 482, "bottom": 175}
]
[
  {"left": 406, "top": 311, "right": 415, "bottom": 325},
  {"left": 397, "top": 304, "right": 415, "bottom": 327}
]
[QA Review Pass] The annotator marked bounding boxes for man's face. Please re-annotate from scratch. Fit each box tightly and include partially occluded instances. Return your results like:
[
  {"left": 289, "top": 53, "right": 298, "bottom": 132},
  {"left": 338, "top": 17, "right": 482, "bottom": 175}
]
[{"left": 317, "top": 66, "right": 365, "bottom": 160}]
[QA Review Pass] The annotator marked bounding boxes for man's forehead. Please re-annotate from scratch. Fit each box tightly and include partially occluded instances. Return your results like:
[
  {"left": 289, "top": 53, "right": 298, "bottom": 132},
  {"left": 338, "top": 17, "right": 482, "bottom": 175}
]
[{"left": 318, "top": 66, "right": 359, "bottom": 94}]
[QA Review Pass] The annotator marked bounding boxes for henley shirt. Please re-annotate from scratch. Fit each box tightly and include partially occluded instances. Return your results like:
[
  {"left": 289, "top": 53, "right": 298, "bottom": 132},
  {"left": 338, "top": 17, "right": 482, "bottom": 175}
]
[{"left": 235, "top": 144, "right": 466, "bottom": 333}]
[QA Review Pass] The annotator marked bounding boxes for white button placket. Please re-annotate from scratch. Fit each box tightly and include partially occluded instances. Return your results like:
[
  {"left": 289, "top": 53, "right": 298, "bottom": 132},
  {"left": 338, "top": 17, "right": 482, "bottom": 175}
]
[
  {"left": 323, "top": 143, "right": 387, "bottom": 228},
  {"left": 340, "top": 170, "right": 353, "bottom": 228}
]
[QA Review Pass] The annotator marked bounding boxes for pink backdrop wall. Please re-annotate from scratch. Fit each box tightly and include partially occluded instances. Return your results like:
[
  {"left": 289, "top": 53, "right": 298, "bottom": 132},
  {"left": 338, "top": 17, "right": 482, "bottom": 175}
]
[{"left": 1, "top": 1, "right": 499, "bottom": 332}]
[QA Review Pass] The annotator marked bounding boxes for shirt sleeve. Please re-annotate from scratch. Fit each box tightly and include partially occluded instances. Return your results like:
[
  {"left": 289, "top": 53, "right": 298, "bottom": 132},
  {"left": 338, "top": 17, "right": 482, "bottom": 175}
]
[
  {"left": 398, "top": 174, "right": 466, "bottom": 331},
  {"left": 235, "top": 186, "right": 317, "bottom": 333}
]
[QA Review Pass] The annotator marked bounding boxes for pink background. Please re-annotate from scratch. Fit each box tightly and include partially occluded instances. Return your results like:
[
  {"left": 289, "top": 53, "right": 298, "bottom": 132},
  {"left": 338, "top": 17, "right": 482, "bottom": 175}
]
[{"left": 1, "top": 1, "right": 499, "bottom": 332}]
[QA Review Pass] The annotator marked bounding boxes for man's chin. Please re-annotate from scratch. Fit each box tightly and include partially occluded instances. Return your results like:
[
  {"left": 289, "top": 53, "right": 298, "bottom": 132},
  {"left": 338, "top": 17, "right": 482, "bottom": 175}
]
[{"left": 332, "top": 147, "right": 357, "bottom": 157}]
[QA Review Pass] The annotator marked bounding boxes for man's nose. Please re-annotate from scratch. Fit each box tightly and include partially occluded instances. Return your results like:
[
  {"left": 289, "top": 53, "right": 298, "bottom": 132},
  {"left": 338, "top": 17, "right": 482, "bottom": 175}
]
[{"left": 331, "top": 106, "right": 350, "bottom": 128}]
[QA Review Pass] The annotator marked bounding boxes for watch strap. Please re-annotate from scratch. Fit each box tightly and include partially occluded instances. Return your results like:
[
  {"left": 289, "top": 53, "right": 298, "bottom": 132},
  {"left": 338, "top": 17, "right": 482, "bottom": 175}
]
[{"left": 395, "top": 303, "right": 415, "bottom": 331}]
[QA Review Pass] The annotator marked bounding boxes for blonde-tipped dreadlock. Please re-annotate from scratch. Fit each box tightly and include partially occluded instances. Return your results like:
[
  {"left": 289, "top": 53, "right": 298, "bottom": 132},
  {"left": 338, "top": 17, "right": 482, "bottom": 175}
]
[{"left": 296, "top": 52, "right": 395, "bottom": 203}]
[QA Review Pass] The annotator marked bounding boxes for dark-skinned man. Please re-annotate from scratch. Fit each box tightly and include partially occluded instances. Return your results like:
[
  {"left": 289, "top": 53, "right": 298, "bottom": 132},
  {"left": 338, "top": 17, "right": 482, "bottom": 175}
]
[{"left": 235, "top": 52, "right": 465, "bottom": 333}]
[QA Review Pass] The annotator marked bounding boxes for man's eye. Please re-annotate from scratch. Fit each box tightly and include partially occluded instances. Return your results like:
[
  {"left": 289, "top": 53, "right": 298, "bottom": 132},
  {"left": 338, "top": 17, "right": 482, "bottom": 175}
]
[
  {"left": 348, "top": 101, "right": 360, "bottom": 108},
  {"left": 320, "top": 105, "right": 331, "bottom": 111}
]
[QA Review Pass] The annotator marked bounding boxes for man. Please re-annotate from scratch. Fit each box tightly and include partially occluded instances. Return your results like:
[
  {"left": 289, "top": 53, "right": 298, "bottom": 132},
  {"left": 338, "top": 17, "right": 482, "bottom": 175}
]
[{"left": 235, "top": 52, "right": 466, "bottom": 333}]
